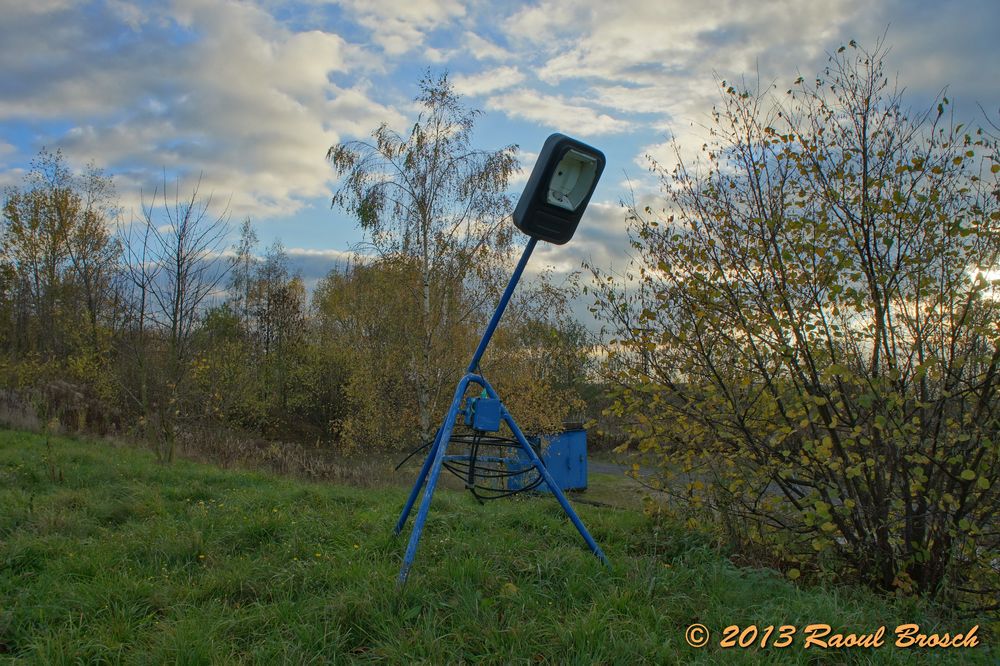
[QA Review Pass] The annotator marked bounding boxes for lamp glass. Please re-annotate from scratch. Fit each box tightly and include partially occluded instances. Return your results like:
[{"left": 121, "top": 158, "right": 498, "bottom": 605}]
[{"left": 546, "top": 149, "right": 598, "bottom": 212}]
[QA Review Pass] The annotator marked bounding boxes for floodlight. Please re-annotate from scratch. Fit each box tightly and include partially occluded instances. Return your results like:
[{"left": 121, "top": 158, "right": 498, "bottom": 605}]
[{"left": 513, "top": 133, "right": 606, "bottom": 245}]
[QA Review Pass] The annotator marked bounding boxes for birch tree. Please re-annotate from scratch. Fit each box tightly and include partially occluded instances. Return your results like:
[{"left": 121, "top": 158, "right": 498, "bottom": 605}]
[{"left": 327, "top": 72, "right": 518, "bottom": 440}]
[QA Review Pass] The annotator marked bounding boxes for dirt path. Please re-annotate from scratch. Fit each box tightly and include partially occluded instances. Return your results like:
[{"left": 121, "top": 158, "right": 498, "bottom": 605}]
[
  {"left": 589, "top": 457, "right": 654, "bottom": 477},
  {"left": 589, "top": 459, "right": 630, "bottom": 475}
]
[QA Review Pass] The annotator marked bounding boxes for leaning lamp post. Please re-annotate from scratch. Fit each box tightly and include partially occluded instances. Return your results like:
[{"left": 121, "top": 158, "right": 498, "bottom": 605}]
[{"left": 394, "top": 133, "right": 608, "bottom": 584}]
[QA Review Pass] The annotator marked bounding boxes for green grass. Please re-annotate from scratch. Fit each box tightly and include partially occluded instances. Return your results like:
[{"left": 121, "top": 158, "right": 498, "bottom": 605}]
[{"left": 0, "top": 429, "right": 993, "bottom": 664}]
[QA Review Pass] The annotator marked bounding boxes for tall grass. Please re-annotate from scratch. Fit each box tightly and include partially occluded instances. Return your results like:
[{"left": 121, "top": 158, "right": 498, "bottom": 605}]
[{"left": 0, "top": 429, "right": 992, "bottom": 663}]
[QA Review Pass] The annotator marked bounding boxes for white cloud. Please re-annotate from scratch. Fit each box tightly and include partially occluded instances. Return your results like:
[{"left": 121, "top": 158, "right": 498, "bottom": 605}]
[
  {"left": 286, "top": 247, "right": 357, "bottom": 260},
  {"left": 106, "top": 0, "right": 145, "bottom": 30},
  {"left": 422, "top": 46, "right": 457, "bottom": 64},
  {"left": 487, "top": 89, "right": 631, "bottom": 136},
  {"left": 335, "top": 0, "right": 467, "bottom": 56},
  {"left": 528, "top": 201, "right": 631, "bottom": 277},
  {"left": 496, "top": 0, "right": 872, "bottom": 181},
  {"left": 462, "top": 31, "right": 513, "bottom": 61},
  {"left": 0, "top": 0, "right": 401, "bottom": 219},
  {"left": 452, "top": 66, "right": 525, "bottom": 97},
  {"left": 0, "top": 167, "right": 24, "bottom": 189},
  {"left": 494, "top": 0, "right": 1000, "bottom": 185},
  {"left": 284, "top": 246, "right": 365, "bottom": 288},
  {"left": 286, "top": 245, "right": 357, "bottom": 269},
  {"left": 503, "top": 0, "right": 590, "bottom": 48},
  {"left": 509, "top": 150, "right": 539, "bottom": 190},
  {"left": 524, "top": 199, "right": 637, "bottom": 329},
  {"left": 0, "top": 0, "right": 74, "bottom": 15},
  {"left": 511, "top": 0, "right": 863, "bottom": 85}
]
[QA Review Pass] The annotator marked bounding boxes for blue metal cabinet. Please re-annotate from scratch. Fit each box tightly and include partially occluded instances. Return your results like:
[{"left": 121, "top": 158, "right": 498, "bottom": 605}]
[
  {"left": 541, "top": 429, "right": 587, "bottom": 491},
  {"left": 504, "top": 444, "right": 537, "bottom": 492},
  {"left": 506, "top": 429, "right": 588, "bottom": 492}
]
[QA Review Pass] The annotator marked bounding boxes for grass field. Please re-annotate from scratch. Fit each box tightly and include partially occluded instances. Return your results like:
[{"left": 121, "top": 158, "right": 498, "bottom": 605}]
[{"left": 0, "top": 429, "right": 993, "bottom": 664}]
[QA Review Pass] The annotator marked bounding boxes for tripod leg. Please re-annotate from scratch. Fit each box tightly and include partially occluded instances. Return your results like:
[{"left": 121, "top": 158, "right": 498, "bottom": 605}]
[
  {"left": 394, "top": 428, "right": 443, "bottom": 536},
  {"left": 397, "top": 376, "right": 472, "bottom": 585},
  {"left": 503, "top": 409, "right": 609, "bottom": 566}
]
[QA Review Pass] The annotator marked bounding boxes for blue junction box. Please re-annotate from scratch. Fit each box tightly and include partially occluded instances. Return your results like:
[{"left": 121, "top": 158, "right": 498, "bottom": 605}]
[{"left": 464, "top": 397, "right": 502, "bottom": 432}]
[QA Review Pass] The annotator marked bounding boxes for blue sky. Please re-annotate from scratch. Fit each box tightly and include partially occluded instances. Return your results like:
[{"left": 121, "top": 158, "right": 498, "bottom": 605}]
[{"left": 2, "top": 0, "right": 999, "bottom": 296}]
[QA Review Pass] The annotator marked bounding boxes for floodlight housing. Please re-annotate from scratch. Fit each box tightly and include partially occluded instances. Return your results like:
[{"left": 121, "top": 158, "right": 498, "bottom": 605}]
[{"left": 513, "top": 133, "right": 605, "bottom": 245}]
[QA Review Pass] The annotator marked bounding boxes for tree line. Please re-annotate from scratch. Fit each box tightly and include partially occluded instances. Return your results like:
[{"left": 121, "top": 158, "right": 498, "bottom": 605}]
[{"left": 0, "top": 75, "right": 593, "bottom": 463}]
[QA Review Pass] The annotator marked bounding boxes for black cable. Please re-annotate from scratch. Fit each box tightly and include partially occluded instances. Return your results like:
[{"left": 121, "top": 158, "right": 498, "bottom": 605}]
[
  {"left": 394, "top": 440, "right": 432, "bottom": 471},
  {"left": 466, "top": 431, "right": 480, "bottom": 489},
  {"left": 461, "top": 469, "right": 546, "bottom": 501},
  {"left": 441, "top": 430, "right": 547, "bottom": 501},
  {"left": 393, "top": 413, "right": 550, "bottom": 502}
]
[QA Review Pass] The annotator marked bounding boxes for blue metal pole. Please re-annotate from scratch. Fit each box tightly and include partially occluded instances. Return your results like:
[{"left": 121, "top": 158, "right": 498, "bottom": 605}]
[
  {"left": 398, "top": 374, "right": 474, "bottom": 585},
  {"left": 467, "top": 238, "right": 537, "bottom": 374},
  {"left": 394, "top": 427, "right": 443, "bottom": 535},
  {"left": 481, "top": 377, "right": 609, "bottom": 566}
]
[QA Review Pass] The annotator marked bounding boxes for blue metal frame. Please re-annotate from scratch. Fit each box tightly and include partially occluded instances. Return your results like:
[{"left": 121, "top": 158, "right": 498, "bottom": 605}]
[
  {"left": 394, "top": 238, "right": 609, "bottom": 584},
  {"left": 467, "top": 238, "right": 538, "bottom": 375}
]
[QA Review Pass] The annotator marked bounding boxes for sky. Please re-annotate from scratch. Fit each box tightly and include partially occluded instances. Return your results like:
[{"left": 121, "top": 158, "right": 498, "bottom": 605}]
[{"left": 2, "top": 0, "right": 999, "bottom": 315}]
